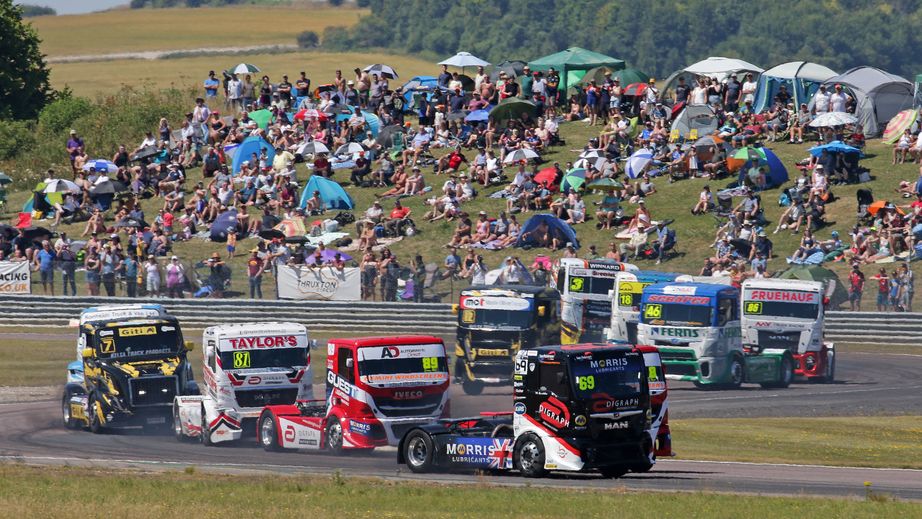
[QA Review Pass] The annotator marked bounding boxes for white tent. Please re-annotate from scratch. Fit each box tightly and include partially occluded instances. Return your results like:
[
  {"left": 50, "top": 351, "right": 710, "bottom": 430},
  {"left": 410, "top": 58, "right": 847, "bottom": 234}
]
[
  {"left": 815, "top": 66, "right": 913, "bottom": 136},
  {"left": 683, "top": 56, "right": 764, "bottom": 81}
]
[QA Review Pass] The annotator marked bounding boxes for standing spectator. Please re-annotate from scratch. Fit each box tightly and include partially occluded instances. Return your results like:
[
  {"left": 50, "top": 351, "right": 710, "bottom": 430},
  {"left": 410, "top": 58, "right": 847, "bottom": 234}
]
[
  {"left": 204, "top": 70, "right": 220, "bottom": 101},
  {"left": 296, "top": 71, "right": 312, "bottom": 99},
  {"left": 384, "top": 255, "right": 400, "bottom": 302},
  {"left": 443, "top": 246, "right": 461, "bottom": 279},
  {"left": 145, "top": 255, "right": 161, "bottom": 297},
  {"left": 247, "top": 250, "right": 265, "bottom": 299},
  {"left": 121, "top": 252, "right": 139, "bottom": 298},
  {"left": 813, "top": 85, "right": 830, "bottom": 116},
  {"left": 242, "top": 74, "right": 255, "bottom": 109},
  {"left": 193, "top": 97, "right": 211, "bottom": 142},
  {"left": 277, "top": 75, "right": 293, "bottom": 109},
  {"left": 872, "top": 267, "right": 889, "bottom": 312},
  {"left": 99, "top": 244, "right": 119, "bottom": 296},
  {"left": 165, "top": 255, "right": 185, "bottom": 298},
  {"left": 411, "top": 254, "right": 426, "bottom": 303},
  {"left": 66, "top": 130, "right": 84, "bottom": 176},
  {"left": 829, "top": 84, "right": 849, "bottom": 113},
  {"left": 740, "top": 73, "right": 757, "bottom": 105},
  {"left": 58, "top": 242, "right": 77, "bottom": 296},
  {"left": 85, "top": 250, "right": 101, "bottom": 296},
  {"left": 227, "top": 73, "right": 242, "bottom": 112},
  {"left": 900, "top": 263, "right": 914, "bottom": 311},
  {"left": 34, "top": 240, "right": 56, "bottom": 295},
  {"left": 889, "top": 268, "right": 903, "bottom": 311}
]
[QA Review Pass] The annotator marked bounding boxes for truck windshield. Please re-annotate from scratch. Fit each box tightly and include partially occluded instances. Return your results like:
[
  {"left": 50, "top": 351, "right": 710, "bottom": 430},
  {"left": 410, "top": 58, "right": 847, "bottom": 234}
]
[
  {"left": 460, "top": 308, "right": 534, "bottom": 329},
  {"left": 616, "top": 281, "right": 651, "bottom": 311},
  {"left": 743, "top": 300, "right": 820, "bottom": 320},
  {"left": 97, "top": 324, "right": 180, "bottom": 360},
  {"left": 563, "top": 273, "right": 615, "bottom": 297},
  {"left": 219, "top": 347, "right": 308, "bottom": 370},
  {"left": 357, "top": 344, "right": 450, "bottom": 387},
  {"left": 569, "top": 352, "right": 644, "bottom": 409},
  {"left": 642, "top": 303, "right": 712, "bottom": 327}
]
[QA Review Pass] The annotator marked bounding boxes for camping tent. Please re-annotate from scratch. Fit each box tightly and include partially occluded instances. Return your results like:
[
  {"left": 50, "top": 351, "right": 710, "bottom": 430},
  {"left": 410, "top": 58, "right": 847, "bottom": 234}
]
[
  {"left": 574, "top": 66, "right": 650, "bottom": 91},
  {"left": 670, "top": 104, "right": 718, "bottom": 139},
  {"left": 775, "top": 265, "right": 848, "bottom": 309},
  {"left": 514, "top": 214, "right": 580, "bottom": 250},
  {"left": 915, "top": 74, "right": 922, "bottom": 108},
  {"left": 231, "top": 135, "right": 275, "bottom": 174},
  {"left": 209, "top": 208, "right": 238, "bottom": 242},
  {"left": 817, "top": 67, "right": 913, "bottom": 136},
  {"left": 299, "top": 175, "right": 354, "bottom": 210},
  {"left": 753, "top": 61, "right": 837, "bottom": 113},
  {"left": 735, "top": 148, "right": 789, "bottom": 189},
  {"left": 399, "top": 75, "right": 439, "bottom": 113},
  {"left": 662, "top": 57, "right": 764, "bottom": 103},
  {"left": 528, "top": 47, "right": 625, "bottom": 93}
]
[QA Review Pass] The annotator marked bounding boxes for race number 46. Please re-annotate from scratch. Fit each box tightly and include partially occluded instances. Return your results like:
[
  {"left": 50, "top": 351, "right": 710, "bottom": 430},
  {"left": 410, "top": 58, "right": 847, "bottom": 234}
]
[{"left": 644, "top": 304, "right": 663, "bottom": 319}]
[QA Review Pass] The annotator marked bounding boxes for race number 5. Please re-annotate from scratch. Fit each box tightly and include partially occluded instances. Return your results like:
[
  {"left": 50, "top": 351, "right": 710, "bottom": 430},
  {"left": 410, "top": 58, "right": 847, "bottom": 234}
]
[
  {"left": 233, "top": 351, "right": 251, "bottom": 369},
  {"left": 644, "top": 304, "right": 662, "bottom": 319}
]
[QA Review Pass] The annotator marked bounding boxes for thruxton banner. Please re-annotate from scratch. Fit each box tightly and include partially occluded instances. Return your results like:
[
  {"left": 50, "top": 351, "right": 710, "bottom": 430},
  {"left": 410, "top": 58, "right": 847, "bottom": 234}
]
[{"left": 276, "top": 265, "right": 360, "bottom": 301}]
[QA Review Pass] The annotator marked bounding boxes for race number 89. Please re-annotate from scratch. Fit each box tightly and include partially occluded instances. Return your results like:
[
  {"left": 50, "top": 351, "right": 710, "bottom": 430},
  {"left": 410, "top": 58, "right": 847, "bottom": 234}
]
[
  {"left": 233, "top": 351, "right": 251, "bottom": 369},
  {"left": 422, "top": 357, "right": 438, "bottom": 372},
  {"left": 644, "top": 304, "right": 662, "bottom": 319},
  {"left": 577, "top": 375, "right": 595, "bottom": 391}
]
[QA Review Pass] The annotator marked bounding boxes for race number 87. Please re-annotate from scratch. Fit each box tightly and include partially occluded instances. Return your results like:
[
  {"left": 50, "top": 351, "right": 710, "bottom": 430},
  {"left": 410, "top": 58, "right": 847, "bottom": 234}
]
[
  {"left": 644, "top": 304, "right": 662, "bottom": 319},
  {"left": 233, "top": 351, "right": 251, "bottom": 369}
]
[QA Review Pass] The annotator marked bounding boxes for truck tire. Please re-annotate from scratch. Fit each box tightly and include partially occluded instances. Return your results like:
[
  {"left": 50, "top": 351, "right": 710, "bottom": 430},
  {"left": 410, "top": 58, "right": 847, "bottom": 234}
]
[
  {"left": 761, "top": 354, "right": 794, "bottom": 389},
  {"left": 88, "top": 393, "right": 104, "bottom": 434},
  {"left": 325, "top": 418, "right": 344, "bottom": 455},
  {"left": 61, "top": 393, "right": 80, "bottom": 430},
  {"left": 200, "top": 405, "right": 213, "bottom": 447},
  {"left": 822, "top": 350, "right": 836, "bottom": 383},
  {"left": 461, "top": 377, "right": 484, "bottom": 396},
  {"left": 403, "top": 430, "right": 434, "bottom": 473},
  {"left": 725, "top": 356, "right": 744, "bottom": 389},
  {"left": 599, "top": 466, "right": 629, "bottom": 478},
  {"left": 629, "top": 461, "right": 654, "bottom": 473},
  {"left": 514, "top": 434, "right": 548, "bottom": 478},
  {"left": 258, "top": 412, "right": 283, "bottom": 452},
  {"left": 172, "top": 403, "right": 189, "bottom": 442}
]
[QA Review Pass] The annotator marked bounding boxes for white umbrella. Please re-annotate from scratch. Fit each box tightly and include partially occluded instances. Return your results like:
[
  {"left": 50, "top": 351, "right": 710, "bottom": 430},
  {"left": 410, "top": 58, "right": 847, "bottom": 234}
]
[
  {"left": 809, "top": 112, "right": 858, "bottom": 128},
  {"left": 579, "top": 149, "right": 604, "bottom": 159},
  {"left": 297, "top": 141, "right": 330, "bottom": 156},
  {"left": 626, "top": 149, "right": 653, "bottom": 179},
  {"left": 439, "top": 51, "right": 491, "bottom": 68},
  {"left": 363, "top": 63, "right": 398, "bottom": 79},
  {"left": 502, "top": 148, "right": 540, "bottom": 164},
  {"left": 578, "top": 157, "right": 610, "bottom": 171},
  {"left": 335, "top": 142, "right": 365, "bottom": 156},
  {"left": 230, "top": 63, "right": 260, "bottom": 75},
  {"left": 43, "top": 179, "right": 81, "bottom": 194}
]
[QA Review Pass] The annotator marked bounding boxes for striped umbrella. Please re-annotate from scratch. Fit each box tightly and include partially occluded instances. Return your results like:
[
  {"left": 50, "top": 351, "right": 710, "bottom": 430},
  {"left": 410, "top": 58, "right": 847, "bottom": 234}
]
[
  {"left": 502, "top": 148, "right": 540, "bottom": 164},
  {"left": 363, "top": 63, "right": 398, "bottom": 79},
  {"left": 561, "top": 168, "right": 587, "bottom": 191},
  {"left": 82, "top": 159, "right": 118, "bottom": 174},
  {"left": 230, "top": 63, "right": 260, "bottom": 75},
  {"left": 626, "top": 149, "right": 653, "bottom": 179}
]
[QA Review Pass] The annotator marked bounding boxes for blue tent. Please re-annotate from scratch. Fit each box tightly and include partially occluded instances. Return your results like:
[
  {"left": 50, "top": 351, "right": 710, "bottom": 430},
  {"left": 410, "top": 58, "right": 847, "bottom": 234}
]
[
  {"left": 231, "top": 135, "right": 275, "bottom": 174},
  {"left": 515, "top": 214, "right": 580, "bottom": 250},
  {"left": 335, "top": 111, "right": 382, "bottom": 137},
  {"left": 299, "top": 175, "right": 354, "bottom": 210},
  {"left": 400, "top": 76, "right": 439, "bottom": 113},
  {"left": 753, "top": 61, "right": 837, "bottom": 113},
  {"left": 737, "top": 148, "right": 789, "bottom": 189},
  {"left": 209, "top": 208, "right": 238, "bottom": 242}
]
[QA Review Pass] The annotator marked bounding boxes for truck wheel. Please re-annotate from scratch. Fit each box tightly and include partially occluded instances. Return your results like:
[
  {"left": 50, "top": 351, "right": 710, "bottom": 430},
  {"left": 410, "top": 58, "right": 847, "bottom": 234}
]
[
  {"left": 325, "top": 418, "right": 344, "bottom": 455},
  {"left": 461, "top": 378, "right": 484, "bottom": 396},
  {"left": 514, "top": 434, "right": 548, "bottom": 478},
  {"left": 822, "top": 351, "right": 836, "bottom": 383},
  {"left": 629, "top": 461, "right": 654, "bottom": 473},
  {"left": 200, "top": 406, "right": 212, "bottom": 447},
  {"left": 88, "top": 393, "right": 104, "bottom": 434},
  {"left": 761, "top": 355, "right": 794, "bottom": 389},
  {"left": 725, "top": 356, "right": 744, "bottom": 389},
  {"left": 172, "top": 404, "right": 188, "bottom": 442},
  {"left": 403, "top": 430, "right": 434, "bottom": 473},
  {"left": 599, "top": 466, "right": 629, "bottom": 478},
  {"left": 258, "top": 412, "right": 283, "bottom": 452},
  {"left": 61, "top": 393, "right": 80, "bottom": 430}
]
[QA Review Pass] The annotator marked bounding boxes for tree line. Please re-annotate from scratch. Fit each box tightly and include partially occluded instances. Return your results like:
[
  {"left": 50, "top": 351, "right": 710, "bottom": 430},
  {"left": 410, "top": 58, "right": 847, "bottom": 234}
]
[{"left": 322, "top": 0, "right": 922, "bottom": 80}]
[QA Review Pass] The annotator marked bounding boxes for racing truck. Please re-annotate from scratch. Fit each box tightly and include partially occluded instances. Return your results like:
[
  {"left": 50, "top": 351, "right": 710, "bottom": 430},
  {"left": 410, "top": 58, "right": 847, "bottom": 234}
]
[
  {"left": 257, "top": 336, "right": 450, "bottom": 453},
  {"left": 62, "top": 305, "right": 198, "bottom": 432},
  {"left": 605, "top": 270, "right": 682, "bottom": 344},
  {"left": 637, "top": 281, "right": 794, "bottom": 389},
  {"left": 398, "top": 344, "right": 653, "bottom": 478},
  {"left": 741, "top": 278, "right": 835, "bottom": 382},
  {"left": 454, "top": 285, "right": 560, "bottom": 395},
  {"left": 551, "top": 258, "right": 637, "bottom": 344},
  {"left": 172, "top": 323, "right": 313, "bottom": 445}
]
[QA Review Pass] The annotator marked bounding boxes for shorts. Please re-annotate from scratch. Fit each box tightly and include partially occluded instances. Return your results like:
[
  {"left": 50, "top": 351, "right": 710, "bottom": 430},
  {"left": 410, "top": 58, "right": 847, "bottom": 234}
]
[
  {"left": 147, "top": 277, "right": 160, "bottom": 292},
  {"left": 40, "top": 269, "right": 53, "bottom": 283},
  {"left": 877, "top": 292, "right": 888, "bottom": 306},
  {"left": 227, "top": 245, "right": 235, "bottom": 254},
  {"left": 849, "top": 290, "right": 861, "bottom": 303}
]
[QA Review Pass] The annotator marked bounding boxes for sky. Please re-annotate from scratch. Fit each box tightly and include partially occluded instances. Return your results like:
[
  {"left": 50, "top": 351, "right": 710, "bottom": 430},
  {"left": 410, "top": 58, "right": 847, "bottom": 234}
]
[{"left": 16, "top": 0, "right": 127, "bottom": 15}]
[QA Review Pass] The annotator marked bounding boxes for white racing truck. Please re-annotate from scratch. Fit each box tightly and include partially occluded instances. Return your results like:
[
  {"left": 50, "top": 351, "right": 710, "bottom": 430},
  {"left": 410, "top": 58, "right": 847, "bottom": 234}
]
[
  {"left": 741, "top": 278, "right": 835, "bottom": 382},
  {"left": 173, "top": 323, "right": 313, "bottom": 445}
]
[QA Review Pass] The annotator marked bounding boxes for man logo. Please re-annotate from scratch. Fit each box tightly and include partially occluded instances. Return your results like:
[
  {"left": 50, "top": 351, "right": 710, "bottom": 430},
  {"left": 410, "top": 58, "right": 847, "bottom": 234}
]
[
  {"left": 574, "top": 415, "right": 587, "bottom": 426},
  {"left": 381, "top": 346, "right": 400, "bottom": 359},
  {"left": 514, "top": 402, "right": 526, "bottom": 415}
]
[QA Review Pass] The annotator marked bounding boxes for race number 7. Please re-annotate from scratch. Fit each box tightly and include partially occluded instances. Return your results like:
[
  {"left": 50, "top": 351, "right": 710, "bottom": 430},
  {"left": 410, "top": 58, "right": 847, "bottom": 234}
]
[{"left": 644, "top": 304, "right": 662, "bottom": 319}]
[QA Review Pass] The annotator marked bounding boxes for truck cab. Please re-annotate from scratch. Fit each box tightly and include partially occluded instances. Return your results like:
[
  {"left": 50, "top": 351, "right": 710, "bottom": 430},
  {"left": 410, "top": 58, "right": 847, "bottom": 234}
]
[
  {"left": 63, "top": 312, "right": 197, "bottom": 433},
  {"left": 551, "top": 258, "right": 637, "bottom": 344},
  {"left": 637, "top": 282, "right": 793, "bottom": 389},
  {"left": 741, "top": 278, "right": 835, "bottom": 382},
  {"left": 258, "top": 336, "right": 450, "bottom": 452},
  {"left": 454, "top": 285, "right": 560, "bottom": 395},
  {"left": 173, "top": 322, "right": 313, "bottom": 445},
  {"left": 399, "top": 344, "right": 652, "bottom": 478},
  {"left": 606, "top": 271, "right": 681, "bottom": 344}
]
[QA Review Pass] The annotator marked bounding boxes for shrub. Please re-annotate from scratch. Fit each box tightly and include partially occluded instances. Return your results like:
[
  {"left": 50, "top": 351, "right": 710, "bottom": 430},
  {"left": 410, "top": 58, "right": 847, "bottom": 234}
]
[
  {"left": 0, "top": 120, "right": 36, "bottom": 161},
  {"left": 296, "top": 30, "right": 320, "bottom": 49},
  {"left": 38, "top": 95, "right": 94, "bottom": 135}
]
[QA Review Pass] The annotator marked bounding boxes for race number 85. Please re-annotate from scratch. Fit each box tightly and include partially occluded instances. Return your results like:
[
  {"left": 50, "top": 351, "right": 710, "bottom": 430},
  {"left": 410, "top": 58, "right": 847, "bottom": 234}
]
[
  {"left": 233, "top": 351, "right": 251, "bottom": 369},
  {"left": 644, "top": 304, "right": 662, "bottom": 319}
]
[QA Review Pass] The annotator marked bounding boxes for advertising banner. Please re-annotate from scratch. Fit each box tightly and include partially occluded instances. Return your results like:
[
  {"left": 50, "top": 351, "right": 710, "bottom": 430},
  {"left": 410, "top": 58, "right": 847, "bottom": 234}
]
[
  {"left": 276, "top": 265, "right": 360, "bottom": 301},
  {"left": 0, "top": 262, "right": 30, "bottom": 294}
]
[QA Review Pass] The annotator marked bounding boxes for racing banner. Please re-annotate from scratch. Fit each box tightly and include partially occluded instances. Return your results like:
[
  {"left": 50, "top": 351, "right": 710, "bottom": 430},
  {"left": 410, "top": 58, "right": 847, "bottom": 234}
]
[
  {"left": 0, "top": 261, "right": 30, "bottom": 294},
  {"left": 276, "top": 265, "right": 360, "bottom": 301}
]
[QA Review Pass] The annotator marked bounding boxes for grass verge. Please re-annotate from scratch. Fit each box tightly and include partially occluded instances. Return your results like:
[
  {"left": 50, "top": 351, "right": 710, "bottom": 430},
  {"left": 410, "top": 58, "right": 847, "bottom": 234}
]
[
  {"left": 675, "top": 416, "right": 922, "bottom": 469},
  {"left": 0, "top": 464, "right": 915, "bottom": 518}
]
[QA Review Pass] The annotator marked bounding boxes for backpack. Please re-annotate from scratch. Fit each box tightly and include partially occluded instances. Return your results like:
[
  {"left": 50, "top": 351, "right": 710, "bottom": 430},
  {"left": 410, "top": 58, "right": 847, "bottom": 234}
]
[{"left": 334, "top": 211, "right": 355, "bottom": 225}]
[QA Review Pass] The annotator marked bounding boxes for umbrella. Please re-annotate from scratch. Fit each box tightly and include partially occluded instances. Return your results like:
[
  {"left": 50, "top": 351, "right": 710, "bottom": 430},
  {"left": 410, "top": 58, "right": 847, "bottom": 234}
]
[
  {"left": 626, "top": 149, "right": 653, "bottom": 179},
  {"left": 297, "top": 141, "right": 330, "bottom": 156},
  {"left": 732, "top": 146, "right": 767, "bottom": 163},
  {"left": 561, "top": 168, "right": 587, "bottom": 191},
  {"left": 378, "top": 125, "right": 405, "bottom": 148},
  {"left": 489, "top": 60, "right": 527, "bottom": 82},
  {"left": 809, "top": 140, "right": 863, "bottom": 157},
  {"left": 587, "top": 178, "right": 624, "bottom": 191},
  {"left": 868, "top": 200, "right": 904, "bottom": 216},
  {"left": 249, "top": 109, "right": 272, "bottom": 130},
  {"left": 82, "top": 159, "right": 118, "bottom": 174},
  {"left": 534, "top": 167, "right": 558, "bottom": 187},
  {"left": 883, "top": 109, "right": 919, "bottom": 144},
  {"left": 130, "top": 145, "right": 159, "bottom": 162},
  {"left": 502, "top": 148, "right": 540, "bottom": 164},
  {"left": 439, "top": 51, "right": 491, "bottom": 68},
  {"left": 21, "top": 226, "right": 51, "bottom": 242},
  {"left": 259, "top": 229, "right": 286, "bottom": 240},
  {"left": 230, "top": 63, "right": 260, "bottom": 75},
  {"left": 622, "top": 83, "right": 649, "bottom": 97},
  {"left": 305, "top": 248, "right": 353, "bottom": 265},
  {"left": 0, "top": 224, "right": 16, "bottom": 239},
  {"left": 294, "top": 108, "right": 327, "bottom": 122},
  {"left": 465, "top": 109, "right": 491, "bottom": 123},
  {"left": 447, "top": 110, "right": 469, "bottom": 122},
  {"left": 335, "top": 142, "right": 365, "bottom": 155},
  {"left": 579, "top": 149, "right": 604, "bottom": 159},
  {"left": 0, "top": 172, "right": 12, "bottom": 186},
  {"left": 274, "top": 218, "right": 307, "bottom": 237},
  {"left": 490, "top": 98, "right": 537, "bottom": 124},
  {"left": 114, "top": 216, "right": 149, "bottom": 229},
  {"left": 809, "top": 112, "right": 858, "bottom": 128},
  {"left": 90, "top": 177, "right": 115, "bottom": 195},
  {"left": 363, "top": 63, "right": 398, "bottom": 79},
  {"left": 43, "top": 179, "right": 81, "bottom": 194}
]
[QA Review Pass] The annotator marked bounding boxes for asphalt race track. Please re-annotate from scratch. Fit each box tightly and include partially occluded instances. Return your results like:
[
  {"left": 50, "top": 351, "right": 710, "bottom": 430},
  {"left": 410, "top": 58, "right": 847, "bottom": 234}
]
[{"left": 1, "top": 349, "right": 921, "bottom": 500}]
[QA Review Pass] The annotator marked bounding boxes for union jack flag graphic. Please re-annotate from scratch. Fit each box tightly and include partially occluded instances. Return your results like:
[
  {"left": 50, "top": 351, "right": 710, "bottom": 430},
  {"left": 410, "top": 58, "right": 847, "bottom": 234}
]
[{"left": 488, "top": 438, "right": 513, "bottom": 469}]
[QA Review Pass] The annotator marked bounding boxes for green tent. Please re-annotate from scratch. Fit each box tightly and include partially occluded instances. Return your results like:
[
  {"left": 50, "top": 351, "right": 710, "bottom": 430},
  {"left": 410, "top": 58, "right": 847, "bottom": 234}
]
[
  {"left": 774, "top": 265, "right": 848, "bottom": 309},
  {"left": 528, "top": 47, "right": 625, "bottom": 93},
  {"left": 574, "top": 66, "right": 651, "bottom": 92},
  {"left": 612, "top": 68, "right": 650, "bottom": 87}
]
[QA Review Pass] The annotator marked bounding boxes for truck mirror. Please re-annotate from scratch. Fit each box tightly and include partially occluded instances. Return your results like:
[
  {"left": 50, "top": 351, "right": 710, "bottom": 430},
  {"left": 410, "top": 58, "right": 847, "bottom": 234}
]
[
  {"left": 538, "top": 305, "right": 546, "bottom": 317},
  {"left": 81, "top": 348, "right": 94, "bottom": 359},
  {"left": 184, "top": 341, "right": 195, "bottom": 352},
  {"left": 346, "top": 358, "right": 354, "bottom": 369},
  {"left": 451, "top": 304, "right": 459, "bottom": 315}
]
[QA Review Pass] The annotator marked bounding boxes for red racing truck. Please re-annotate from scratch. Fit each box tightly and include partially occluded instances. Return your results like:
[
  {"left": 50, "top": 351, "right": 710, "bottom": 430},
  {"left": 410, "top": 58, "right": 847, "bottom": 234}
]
[{"left": 258, "top": 336, "right": 450, "bottom": 453}]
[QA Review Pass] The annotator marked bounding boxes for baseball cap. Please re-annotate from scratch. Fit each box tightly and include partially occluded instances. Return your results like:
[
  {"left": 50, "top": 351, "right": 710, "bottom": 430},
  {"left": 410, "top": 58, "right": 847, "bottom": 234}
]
[{"left": 171, "top": 255, "right": 178, "bottom": 260}]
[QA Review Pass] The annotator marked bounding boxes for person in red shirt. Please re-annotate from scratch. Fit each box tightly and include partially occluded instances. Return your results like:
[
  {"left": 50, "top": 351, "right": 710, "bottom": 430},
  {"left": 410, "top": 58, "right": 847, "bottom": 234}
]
[
  {"left": 847, "top": 263, "right": 865, "bottom": 311},
  {"left": 870, "top": 267, "right": 889, "bottom": 311},
  {"left": 436, "top": 147, "right": 468, "bottom": 175},
  {"left": 160, "top": 209, "right": 174, "bottom": 235},
  {"left": 247, "top": 249, "right": 265, "bottom": 299},
  {"left": 384, "top": 200, "right": 411, "bottom": 236}
]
